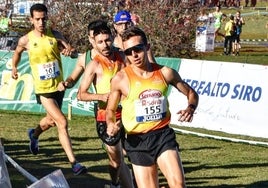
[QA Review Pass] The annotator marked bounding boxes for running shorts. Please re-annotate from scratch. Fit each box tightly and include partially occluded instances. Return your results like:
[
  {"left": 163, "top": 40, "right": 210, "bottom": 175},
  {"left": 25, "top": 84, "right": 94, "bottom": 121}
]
[
  {"left": 36, "top": 91, "right": 64, "bottom": 108},
  {"left": 96, "top": 121, "right": 125, "bottom": 146},
  {"left": 124, "top": 126, "right": 179, "bottom": 166}
]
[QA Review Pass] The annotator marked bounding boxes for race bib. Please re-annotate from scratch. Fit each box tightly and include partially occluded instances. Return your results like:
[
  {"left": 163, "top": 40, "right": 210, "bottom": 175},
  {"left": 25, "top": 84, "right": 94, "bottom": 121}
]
[
  {"left": 135, "top": 96, "right": 167, "bottom": 122},
  {"left": 38, "top": 61, "right": 60, "bottom": 80}
]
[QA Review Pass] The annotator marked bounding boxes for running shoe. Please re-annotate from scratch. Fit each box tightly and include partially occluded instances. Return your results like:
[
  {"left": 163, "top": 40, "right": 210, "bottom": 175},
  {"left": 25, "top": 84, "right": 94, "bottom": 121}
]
[
  {"left": 72, "top": 162, "right": 87, "bottom": 176},
  {"left": 28, "top": 128, "right": 39, "bottom": 155}
]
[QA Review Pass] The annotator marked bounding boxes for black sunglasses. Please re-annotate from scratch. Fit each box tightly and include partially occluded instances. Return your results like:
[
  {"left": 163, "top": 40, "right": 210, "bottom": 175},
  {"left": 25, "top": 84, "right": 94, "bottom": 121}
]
[{"left": 124, "top": 44, "right": 145, "bottom": 56}]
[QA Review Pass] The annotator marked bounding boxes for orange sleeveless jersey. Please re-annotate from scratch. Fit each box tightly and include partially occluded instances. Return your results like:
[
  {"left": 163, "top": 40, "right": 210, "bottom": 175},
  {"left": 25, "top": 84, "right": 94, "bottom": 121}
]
[
  {"left": 94, "top": 52, "right": 124, "bottom": 121},
  {"left": 121, "top": 64, "right": 171, "bottom": 134}
]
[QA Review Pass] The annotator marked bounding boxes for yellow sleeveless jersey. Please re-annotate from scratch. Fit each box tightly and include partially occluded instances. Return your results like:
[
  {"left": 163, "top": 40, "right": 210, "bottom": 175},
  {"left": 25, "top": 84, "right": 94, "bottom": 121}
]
[
  {"left": 94, "top": 52, "right": 124, "bottom": 121},
  {"left": 121, "top": 64, "right": 171, "bottom": 134},
  {"left": 28, "top": 29, "right": 63, "bottom": 94}
]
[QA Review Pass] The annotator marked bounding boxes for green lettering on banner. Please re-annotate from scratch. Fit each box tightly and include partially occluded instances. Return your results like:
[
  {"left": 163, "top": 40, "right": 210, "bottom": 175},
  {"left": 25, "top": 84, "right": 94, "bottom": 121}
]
[{"left": 0, "top": 70, "right": 33, "bottom": 100}]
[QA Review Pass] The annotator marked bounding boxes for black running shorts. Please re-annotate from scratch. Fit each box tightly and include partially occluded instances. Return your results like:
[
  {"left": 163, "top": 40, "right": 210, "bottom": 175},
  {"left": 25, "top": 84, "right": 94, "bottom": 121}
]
[
  {"left": 96, "top": 121, "right": 125, "bottom": 146},
  {"left": 36, "top": 91, "right": 65, "bottom": 108},
  {"left": 124, "top": 126, "right": 179, "bottom": 166}
]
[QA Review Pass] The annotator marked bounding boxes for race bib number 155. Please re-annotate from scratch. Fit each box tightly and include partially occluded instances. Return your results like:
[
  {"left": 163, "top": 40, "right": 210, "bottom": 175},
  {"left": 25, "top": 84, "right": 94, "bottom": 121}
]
[{"left": 135, "top": 96, "right": 167, "bottom": 122}]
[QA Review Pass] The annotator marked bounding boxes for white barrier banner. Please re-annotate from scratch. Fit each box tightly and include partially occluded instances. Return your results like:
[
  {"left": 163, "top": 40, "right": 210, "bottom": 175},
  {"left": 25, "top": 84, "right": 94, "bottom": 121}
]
[{"left": 169, "top": 59, "right": 268, "bottom": 138}]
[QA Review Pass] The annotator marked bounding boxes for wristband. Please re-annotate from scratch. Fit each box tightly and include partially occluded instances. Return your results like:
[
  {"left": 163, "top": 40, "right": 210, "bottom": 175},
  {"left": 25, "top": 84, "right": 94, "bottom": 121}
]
[
  {"left": 65, "top": 80, "right": 74, "bottom": 88},
  {"left": 188, "top": 104, "right": 197, "bottom": 110}
]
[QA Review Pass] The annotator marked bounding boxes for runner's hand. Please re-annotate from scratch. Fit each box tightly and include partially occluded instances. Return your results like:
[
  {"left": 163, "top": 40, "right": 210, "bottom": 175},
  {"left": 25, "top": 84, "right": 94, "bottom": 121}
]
[{"left": 107, "top": 120, "right": 121, "bottom": 137}]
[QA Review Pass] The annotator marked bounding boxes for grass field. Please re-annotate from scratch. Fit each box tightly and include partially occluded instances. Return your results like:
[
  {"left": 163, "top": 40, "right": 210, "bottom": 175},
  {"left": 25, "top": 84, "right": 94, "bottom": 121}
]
[
  {"left": 195, "top": 44, "right": 268, "bottom": 64},
  {"left": 1, "top": 110, "right": 268, "bottom": 188}
]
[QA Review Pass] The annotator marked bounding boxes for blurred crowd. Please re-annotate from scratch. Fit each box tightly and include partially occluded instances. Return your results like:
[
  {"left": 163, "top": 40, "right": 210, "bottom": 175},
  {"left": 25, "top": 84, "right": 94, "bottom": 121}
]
[{"left": 200, "top": 0, "right": 257, "bottom": 8}]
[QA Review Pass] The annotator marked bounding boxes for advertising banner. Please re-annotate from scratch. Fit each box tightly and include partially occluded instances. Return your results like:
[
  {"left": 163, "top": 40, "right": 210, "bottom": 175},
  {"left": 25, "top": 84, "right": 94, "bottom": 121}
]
[
  {"left": 169, "top": 59, "right": 268, "bottom": 138},
  {"left": 0, "top": 50, "right": 180, "bottom": 118},
  {"left": 2, "top": 49, "right": 267, "bottom": 139},
  {"left": 0, "top": 50, "right": 94, "bottom": 116}
]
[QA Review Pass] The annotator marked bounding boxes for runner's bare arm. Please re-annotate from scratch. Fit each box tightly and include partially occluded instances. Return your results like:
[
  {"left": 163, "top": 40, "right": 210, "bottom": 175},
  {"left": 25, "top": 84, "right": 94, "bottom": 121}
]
[{"left": 12, "top": 35, "right": 28, "bottom": 79}]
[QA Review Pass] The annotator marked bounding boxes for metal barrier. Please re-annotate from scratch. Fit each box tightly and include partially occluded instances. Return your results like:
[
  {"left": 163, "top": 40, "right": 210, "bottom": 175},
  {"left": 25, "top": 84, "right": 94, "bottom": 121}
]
[
  {"left": 0, "top": 140, "right": 12, "bottom": 188},
  {"left": 0, "top": 32, "right": 19, "bottom": 51}
]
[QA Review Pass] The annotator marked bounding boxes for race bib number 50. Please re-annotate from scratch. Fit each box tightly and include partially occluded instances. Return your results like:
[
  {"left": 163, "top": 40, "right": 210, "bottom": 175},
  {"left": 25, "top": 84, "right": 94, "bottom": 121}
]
[
  {"left": 38, "top": 61, "right": 60, "bottom": 80},
  {"left": 135, "top": 91, "right": 167, "bottom": 122}
]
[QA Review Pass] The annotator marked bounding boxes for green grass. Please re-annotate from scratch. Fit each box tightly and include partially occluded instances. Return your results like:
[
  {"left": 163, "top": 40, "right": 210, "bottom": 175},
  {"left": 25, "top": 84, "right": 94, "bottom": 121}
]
[
  {"left": 241, "top": 15, "right": 268, "bottom": 39},
  {"left": 195, "top": 45, "right": 268, "bottom": 64},
  {"left": 1, "top": 110, "right": 268, "bottom": 188}
]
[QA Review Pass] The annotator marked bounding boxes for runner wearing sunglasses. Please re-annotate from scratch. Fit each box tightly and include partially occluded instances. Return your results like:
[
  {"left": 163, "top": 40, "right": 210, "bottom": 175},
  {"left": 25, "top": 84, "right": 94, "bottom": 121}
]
[{"left": 106, "top": 27, "right": 199, "bottom": 188}]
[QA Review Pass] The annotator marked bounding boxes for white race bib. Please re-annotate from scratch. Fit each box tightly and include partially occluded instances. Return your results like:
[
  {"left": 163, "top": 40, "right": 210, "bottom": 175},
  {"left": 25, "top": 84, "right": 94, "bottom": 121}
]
[
  {"left": 38, "top": 61, "right": 60, "bottom": 80},
  {"left": 135, "top": 96, "right": 167, "bottom": 122}
]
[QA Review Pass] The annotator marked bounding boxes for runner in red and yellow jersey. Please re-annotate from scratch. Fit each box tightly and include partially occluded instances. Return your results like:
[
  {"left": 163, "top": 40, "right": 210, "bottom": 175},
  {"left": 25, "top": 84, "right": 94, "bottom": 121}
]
[{"left": 78, "top": 21, "right": 134, "bottom": 188}]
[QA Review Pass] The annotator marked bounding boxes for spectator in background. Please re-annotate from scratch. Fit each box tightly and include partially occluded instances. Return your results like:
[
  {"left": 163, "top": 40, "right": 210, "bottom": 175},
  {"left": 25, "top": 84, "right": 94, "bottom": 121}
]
[
  {"left": 250, "top": 0, "right": 257, "bottom": 8},
  {"left": 245, "top": 0, "right": 249, "bottom": 7},
  {"left": 113, "top": 10, "right": 133, "bottom": 51},
  {"left": 0, "top": 10, "right": 12, "bottom": 34},
  {"left": 213, "top": 5, "right": 226, "bottom": 40},
  {"left": 233, "top": 10, "right": 245, "bottom": 56},
  {"left": 113, "top": 10, "right": 156, "bottom": 64},
  {"left": 197, "top": 7, "right": 208, "bottom": 23},
  {"left": 223, "top": 14, "right": 235, "bottom": 55},
  {"left": 234, "top": 0, "right": 241, "bottom": 7},
  {"left": 200, "top": 0, "right": 206, "bottom": 6}
]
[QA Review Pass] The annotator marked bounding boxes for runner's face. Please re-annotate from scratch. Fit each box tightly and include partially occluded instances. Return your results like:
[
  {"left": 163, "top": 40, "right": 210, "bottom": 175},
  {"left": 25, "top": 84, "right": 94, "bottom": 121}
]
[
  {"left": 94, "top": 33, "right": 112, "bottom": 57},
  {"left": 31, "top": 11, "right": 47, "bottom": 33},
  {"left": 123, "top": 36, "right": 146, "bottom": 67},
  {"left": 114, "top": 21, "right": 132, "bottom": 35}
]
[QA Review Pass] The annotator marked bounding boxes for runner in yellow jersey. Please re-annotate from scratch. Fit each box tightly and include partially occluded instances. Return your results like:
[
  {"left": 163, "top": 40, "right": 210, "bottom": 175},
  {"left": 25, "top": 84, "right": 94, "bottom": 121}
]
[
  {"left": 77, "top": 21, "right": 134, "bottom": 188},
  {"left": 106, "top": 27, "right": 199, "bottom": 188},
  {"left": 11, "top": 3, "right": 86, "bottom": 176}
]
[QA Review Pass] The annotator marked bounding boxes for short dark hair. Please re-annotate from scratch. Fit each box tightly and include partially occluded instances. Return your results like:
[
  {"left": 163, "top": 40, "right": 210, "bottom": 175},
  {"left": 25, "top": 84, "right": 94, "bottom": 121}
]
[
  {"left": 92, "top": 21, "right": 112, "bottom": 37},
  {"left": 30, "top": 3, "right": 47, "bottom": 17},
  {"left": 121, "top": 26, "right": 148, "bottom": 45},
  {"left": 87, "top": 20, "right": 108, "bottom": 34}
]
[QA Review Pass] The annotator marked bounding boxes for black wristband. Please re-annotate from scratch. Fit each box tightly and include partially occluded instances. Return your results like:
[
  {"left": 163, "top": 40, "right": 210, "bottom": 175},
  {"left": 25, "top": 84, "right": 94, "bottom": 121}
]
[
  {"left": 65, "top": 80, "right": 74, "bottom": 88},
  {"left": 188, "top": 104, "right": 197, "bottom": 110}
]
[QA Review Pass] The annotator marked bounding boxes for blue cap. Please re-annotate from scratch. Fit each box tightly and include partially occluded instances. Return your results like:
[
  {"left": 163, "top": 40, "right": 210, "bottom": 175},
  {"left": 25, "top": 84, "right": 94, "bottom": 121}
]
[{"left": 114, "top": 10, "right": 131, "bottom": 23}]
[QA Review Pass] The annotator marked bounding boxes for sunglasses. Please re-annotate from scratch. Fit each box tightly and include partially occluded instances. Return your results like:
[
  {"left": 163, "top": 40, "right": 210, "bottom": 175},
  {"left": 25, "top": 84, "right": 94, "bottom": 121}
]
[{"left": 124, "top": 44, "right": 145, "bottom": 56}]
